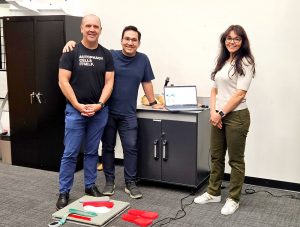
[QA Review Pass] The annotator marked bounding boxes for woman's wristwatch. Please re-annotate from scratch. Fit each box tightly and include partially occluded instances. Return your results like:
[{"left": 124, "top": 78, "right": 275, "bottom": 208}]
[{"left": 218, "top": 110, "right": 226, "bottom": 118}]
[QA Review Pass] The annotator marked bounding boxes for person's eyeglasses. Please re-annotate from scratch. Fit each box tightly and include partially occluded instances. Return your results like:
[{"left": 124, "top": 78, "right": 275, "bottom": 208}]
[
  {"left": 123, "top": 37, "right": 139, "bottom": 43},
  {"left": 225, "top": 37, "right": 242, "bottom": 43}
]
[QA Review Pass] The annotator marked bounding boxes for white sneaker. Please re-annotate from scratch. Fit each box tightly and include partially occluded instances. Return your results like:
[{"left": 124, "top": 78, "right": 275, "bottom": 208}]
[
  {"left": 194, "top": 192, "right": 221, "bottom": 204},
  {"left": 221, "top": 198, "right": 239, "bottom": 215}
]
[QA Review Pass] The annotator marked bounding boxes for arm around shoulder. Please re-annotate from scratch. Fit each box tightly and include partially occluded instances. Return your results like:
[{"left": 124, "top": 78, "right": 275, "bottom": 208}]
[{"left": 63, "top": 40, "right": 77, "bottom": 53}]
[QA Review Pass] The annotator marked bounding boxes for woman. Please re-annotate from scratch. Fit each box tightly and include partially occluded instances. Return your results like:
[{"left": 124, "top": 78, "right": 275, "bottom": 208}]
[{"left": 194, "top": 25, "right": 255, "bottom": 215}]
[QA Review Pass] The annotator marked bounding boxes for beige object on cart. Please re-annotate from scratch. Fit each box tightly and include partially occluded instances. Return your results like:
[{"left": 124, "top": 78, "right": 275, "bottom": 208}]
[{"left": 141, "top": 94, "right": 165, "bottom": 106}]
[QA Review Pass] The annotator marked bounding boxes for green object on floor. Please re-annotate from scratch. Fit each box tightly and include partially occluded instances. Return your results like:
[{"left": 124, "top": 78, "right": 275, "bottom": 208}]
[{"left": 49, "top": 208, "right": 97, "bottom": 226}]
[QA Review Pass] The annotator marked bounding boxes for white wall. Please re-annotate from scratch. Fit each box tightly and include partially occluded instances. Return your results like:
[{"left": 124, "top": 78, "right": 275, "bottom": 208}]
[
  {"left": 1, "top": 0, "right": 300, "bottom": 183},
  {"left": 79, "top": 0, "right": 300, "bottom": 184}
]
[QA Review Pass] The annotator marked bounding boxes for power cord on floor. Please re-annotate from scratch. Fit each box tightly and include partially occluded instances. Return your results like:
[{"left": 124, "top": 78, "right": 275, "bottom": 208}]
[
  {"left": 150, "top": 148, "right": 211, "bottom": 226},
  {"left": 243, "top": 188, "right": 300, "bottom": 200},
  {"left": 150, "top": 189, "right": 197, "bottom": 227}
]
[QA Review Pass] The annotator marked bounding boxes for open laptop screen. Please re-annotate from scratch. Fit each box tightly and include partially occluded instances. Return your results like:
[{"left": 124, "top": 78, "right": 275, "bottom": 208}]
[{"left": 164, "top": 86, "right": 198, "bottom": 106}]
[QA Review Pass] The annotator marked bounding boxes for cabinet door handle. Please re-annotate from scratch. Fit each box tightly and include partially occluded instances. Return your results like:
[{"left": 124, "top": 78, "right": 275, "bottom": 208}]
[
  {"left": 162, "top": 139, "right": 168, "bottom": 160},
  {"left": 36, "top": 92, "right": 43, "bottom": 104},
  {"left": 153, "top": 139, "right": 159, "bottom": 159},
  {"left": 30, "top": 92, "right": 36, "bottom": 104}
]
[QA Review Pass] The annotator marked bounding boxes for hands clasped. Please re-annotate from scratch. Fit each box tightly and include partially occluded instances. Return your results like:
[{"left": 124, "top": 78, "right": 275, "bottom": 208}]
[
  {"left": 210, "top": 111, "right": 223, "bottom": 129},
  {"left": 77, "top": 104, "right": 102, "bottom": 117}
]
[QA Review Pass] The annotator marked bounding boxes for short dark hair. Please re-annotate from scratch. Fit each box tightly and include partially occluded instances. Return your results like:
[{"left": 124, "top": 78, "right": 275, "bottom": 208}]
[{"left": 121, "top": 25, "right": 141, "bottom": 41}]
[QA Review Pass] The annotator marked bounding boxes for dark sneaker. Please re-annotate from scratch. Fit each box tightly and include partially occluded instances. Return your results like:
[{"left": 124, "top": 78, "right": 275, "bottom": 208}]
[
  {"left": 56, "top": 192, "right": 69, "bottom": 210},
  {"left": 85, "top": 185, "right": 103, "bottom": 197},
  {"left": 102, "top": 182, "right": 115, "bottom": 196},
  {"left": 125, "top": 182, "right": 142, "bottom": 199}
]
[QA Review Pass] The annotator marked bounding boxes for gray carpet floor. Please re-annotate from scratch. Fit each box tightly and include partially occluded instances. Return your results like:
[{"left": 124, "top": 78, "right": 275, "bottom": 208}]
[{"left": 0, "top": 162, "right": 299, "bottom": 227}]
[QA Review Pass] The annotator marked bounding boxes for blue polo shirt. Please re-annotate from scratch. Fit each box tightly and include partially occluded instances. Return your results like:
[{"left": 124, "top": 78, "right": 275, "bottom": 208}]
[{"left": 108, "top": 50, "right": 155, "bottom": 116}]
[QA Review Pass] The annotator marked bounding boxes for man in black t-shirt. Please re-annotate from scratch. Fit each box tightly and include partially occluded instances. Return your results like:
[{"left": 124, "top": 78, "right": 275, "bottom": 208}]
[{"left": 56, "top": 14, "right": 114, "bottom": 210}]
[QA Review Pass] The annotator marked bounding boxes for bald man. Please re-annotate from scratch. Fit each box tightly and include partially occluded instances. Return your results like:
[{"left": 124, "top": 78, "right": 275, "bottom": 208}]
[{"left": 56, "top": 14, "right": 114, "bottom": 210}]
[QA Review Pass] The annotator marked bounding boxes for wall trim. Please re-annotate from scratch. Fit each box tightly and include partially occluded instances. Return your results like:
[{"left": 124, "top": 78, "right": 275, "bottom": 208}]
[
  {"left": 224, "top": 173, "right": 300, "bottom": 192},
  {"left": 99, "top": 158, "right": 300, "bottom": 192}
]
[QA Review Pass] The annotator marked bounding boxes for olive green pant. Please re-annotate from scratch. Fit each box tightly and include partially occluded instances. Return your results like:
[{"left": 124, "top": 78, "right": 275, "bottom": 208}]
[{"left": 207, "top": 108, "right": 250, "bottom": 202}]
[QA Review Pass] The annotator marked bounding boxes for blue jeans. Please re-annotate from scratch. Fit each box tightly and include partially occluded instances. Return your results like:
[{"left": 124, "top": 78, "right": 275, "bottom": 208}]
[
  {"left": 59, "top": 103, "right": 108, "bottom": 193},
  {"left": 101, "top": 113, "right": 138, "bottom": 184}
]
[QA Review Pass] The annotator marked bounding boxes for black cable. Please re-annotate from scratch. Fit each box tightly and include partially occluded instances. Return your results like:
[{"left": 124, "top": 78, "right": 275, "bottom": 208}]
[
  {"left": 243, "top": 187, "right": 300, "bottom": 200},
  {"left": 151, "top": 189, "right": 197, "bottom": 226},
  {"left": 151, "top": 147, "right": 211, "bottom": 226}
]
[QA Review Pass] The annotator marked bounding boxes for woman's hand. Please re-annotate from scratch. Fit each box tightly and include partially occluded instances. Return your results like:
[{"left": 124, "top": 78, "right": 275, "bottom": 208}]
[{"left": 210, "top": 111, "right": 223, "bottom": 129}]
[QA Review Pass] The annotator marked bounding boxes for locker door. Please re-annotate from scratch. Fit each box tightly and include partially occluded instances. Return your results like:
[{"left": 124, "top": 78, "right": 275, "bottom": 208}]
[
  {"left": 161, "top": 120, "right": 197, "bottom": 186},
  {"left": 4, "top": 18, "right": 39, "bottom": 167},
  {"left": 35, "top": 19, "right": 66, "bottom": 171},
  {"left": 137, "top": 118, "right": 162, "bottom": 181}
]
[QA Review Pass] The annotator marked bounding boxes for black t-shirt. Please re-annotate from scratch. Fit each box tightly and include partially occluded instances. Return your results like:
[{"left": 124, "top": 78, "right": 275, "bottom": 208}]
[{"left": 59, "top": 43, "right": 114, "bottom": 104}]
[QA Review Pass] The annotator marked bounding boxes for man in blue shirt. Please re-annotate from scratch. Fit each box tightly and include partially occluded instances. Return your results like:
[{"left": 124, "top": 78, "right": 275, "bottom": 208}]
[
  {"left": 64, "top": 25, "right": 162, "bottom": 199},
  {"left": 102, "top": 26, "right": 163, "bottom": 199}
]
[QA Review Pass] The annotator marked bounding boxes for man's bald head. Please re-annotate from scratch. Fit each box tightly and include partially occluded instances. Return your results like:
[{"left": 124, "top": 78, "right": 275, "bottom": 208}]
[{"left": 81, "top": 14, "right": 101, "bottom": 27}]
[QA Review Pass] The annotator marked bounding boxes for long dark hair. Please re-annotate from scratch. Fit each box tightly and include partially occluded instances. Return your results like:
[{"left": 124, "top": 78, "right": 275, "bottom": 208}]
[{"left": 211, "top": 25, "right": 255, "bottom": 80}]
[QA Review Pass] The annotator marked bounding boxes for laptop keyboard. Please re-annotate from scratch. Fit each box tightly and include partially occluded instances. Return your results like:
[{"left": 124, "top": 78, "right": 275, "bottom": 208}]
[{"left": 166, "top": 106, "right": 204, "bottom": 111}]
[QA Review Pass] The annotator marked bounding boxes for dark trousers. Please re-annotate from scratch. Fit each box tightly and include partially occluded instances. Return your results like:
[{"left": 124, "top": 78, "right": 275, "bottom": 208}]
[
  {"left": 207, "top": 108, "right": 250, "bottom": 202},
  {"left": 101, "top": 113, "right": 138, "bottom": 184}
]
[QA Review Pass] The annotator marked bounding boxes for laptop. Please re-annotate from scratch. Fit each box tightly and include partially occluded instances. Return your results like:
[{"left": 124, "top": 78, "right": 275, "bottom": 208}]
[{"left": 164, "top": 85, "right": 204, "bottom": 111}]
